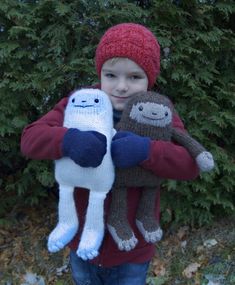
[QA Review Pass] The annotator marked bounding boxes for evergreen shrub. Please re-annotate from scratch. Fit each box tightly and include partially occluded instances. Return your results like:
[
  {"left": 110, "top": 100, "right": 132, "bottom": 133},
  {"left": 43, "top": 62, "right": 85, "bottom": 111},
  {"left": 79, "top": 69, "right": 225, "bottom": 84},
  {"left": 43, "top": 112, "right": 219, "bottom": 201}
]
[{"left": 0, "top": 0, "right": 234, "bottom": 225}]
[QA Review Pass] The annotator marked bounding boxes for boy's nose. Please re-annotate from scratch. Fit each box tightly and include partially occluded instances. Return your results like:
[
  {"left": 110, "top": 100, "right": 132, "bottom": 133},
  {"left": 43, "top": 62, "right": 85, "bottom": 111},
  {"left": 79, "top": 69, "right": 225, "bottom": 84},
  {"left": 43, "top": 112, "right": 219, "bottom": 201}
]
[{"left": 116, "top": 79, "right": 128, "bottom": 93}]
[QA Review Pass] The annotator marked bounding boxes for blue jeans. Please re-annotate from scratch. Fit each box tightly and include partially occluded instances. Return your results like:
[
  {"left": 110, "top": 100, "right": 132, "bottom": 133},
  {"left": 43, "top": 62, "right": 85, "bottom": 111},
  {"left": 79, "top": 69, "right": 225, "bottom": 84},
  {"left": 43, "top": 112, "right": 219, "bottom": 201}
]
[{"left": 70, "top": 250, "right": 150, "bottom": 285}]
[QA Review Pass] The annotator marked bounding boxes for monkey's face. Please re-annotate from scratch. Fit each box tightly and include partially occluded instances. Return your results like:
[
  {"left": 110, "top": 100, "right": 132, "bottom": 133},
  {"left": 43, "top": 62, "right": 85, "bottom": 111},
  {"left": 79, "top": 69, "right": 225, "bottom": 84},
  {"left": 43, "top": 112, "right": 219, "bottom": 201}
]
[{"left": 129, "top": 101, "right": 172, "bottom": 127}]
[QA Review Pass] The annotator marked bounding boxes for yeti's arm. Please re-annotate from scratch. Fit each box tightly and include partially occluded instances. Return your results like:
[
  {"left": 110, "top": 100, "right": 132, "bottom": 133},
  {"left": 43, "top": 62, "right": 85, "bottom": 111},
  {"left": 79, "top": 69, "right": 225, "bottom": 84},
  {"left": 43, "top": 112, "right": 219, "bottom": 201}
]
[{"left": 171, "top": 128, "right": 214, "bottom": 172}]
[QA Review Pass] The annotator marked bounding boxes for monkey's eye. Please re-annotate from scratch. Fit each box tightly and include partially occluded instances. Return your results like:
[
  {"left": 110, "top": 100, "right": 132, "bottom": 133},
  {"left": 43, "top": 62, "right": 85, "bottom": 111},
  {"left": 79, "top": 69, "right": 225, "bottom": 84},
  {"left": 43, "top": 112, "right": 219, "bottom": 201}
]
[
  {"left": 138, "top": 105, "right": 143, "bottom": 111},
  {"left": 72, "top": 98, "right": 75, "bottom": 103},
  {"left": 94, "top": 99, "right": 99, "bottom": 103},
  {"left": 165, "top": 111, "right": 168, "bottom": 116}
]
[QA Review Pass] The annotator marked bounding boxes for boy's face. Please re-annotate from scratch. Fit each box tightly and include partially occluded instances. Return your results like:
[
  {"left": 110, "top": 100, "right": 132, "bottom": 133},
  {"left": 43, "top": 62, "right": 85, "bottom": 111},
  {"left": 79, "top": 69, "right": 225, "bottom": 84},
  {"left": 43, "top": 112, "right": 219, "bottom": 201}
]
[{"left": 101, "top": 58, "right": 148, "bottom": 111}]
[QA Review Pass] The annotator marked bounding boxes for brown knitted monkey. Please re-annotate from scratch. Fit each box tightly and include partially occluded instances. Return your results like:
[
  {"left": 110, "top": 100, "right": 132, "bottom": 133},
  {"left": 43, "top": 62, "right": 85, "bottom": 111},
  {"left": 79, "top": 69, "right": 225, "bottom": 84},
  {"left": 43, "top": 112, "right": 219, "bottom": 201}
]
[{"left": 107, "top": 91, "right": 214, "bottom": 251}]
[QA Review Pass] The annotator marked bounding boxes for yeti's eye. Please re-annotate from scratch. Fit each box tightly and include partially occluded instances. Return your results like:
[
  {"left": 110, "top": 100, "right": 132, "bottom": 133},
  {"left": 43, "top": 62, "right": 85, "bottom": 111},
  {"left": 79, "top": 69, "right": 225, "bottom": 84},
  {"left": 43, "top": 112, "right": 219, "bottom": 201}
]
[
  {"left": 165, "top": 111, "right": 168, "bottom": 116},
  {"left": 72, "top": 98, "right": 75, "bottom": 103},
  {"left": 94, "top": 99, "right": 99, "bottom": 103},
  {"left": 138, "top": 105, "right": 143, "bottom": 111}
]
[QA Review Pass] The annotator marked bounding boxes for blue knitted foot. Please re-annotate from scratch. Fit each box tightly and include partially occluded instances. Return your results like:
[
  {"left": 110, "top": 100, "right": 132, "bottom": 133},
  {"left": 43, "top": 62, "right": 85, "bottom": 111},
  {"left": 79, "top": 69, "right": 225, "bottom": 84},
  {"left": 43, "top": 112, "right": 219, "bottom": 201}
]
[
  {"left": 76, "top": 229, "right": 104, "bottom": 260},
  {"left": 48, "top": 223, "right": 78, "bottom": 253}
]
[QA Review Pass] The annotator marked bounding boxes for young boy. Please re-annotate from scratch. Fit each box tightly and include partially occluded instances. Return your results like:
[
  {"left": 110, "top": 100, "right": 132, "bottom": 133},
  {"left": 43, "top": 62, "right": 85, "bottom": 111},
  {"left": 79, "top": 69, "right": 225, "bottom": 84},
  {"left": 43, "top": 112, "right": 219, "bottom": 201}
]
[{"left": 21, "top": 23, "right": 199, "bottom": 285}]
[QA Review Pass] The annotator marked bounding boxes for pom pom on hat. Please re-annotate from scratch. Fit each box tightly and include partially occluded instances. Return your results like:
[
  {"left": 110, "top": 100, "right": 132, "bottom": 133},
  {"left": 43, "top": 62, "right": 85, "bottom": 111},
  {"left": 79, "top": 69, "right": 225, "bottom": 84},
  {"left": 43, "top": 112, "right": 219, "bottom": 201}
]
[{"left": 95, "top": 23, "right": 160, "bottom": 88}]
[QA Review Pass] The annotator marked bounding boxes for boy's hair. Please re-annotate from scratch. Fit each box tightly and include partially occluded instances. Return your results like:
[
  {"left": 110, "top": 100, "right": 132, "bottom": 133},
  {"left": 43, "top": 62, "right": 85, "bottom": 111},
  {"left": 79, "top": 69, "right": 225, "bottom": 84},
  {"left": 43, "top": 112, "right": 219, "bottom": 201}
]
[
  {"left": 107, "top": 57, "right": 129, "bottom": 65},
  {"left": 95, "top": 23, "right": 160, "bottom": 88}
]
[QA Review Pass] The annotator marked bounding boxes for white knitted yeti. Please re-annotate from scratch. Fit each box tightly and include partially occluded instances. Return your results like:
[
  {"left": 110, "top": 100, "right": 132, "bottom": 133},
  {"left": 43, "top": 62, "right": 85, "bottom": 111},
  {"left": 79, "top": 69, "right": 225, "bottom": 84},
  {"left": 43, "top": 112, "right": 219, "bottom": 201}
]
[{"left": 47, "top": 89, "right": 115, "bottom": 260}]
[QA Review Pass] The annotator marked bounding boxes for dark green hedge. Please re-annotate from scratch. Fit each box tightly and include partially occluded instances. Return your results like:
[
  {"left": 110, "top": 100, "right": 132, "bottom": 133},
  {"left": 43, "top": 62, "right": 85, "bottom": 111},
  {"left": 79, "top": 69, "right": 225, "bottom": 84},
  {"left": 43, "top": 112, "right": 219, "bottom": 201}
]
[{"left": 0, "top": 0, "right": 234, "bottom": 225}]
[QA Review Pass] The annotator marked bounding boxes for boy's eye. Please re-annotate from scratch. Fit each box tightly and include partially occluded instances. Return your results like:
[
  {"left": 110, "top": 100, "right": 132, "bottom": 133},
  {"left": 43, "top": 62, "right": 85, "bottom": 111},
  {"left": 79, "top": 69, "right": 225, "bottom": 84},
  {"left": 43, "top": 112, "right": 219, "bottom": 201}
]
[
  {"left": 105, "top": 73, "right": 115, "bottom": 78},
  {"left": 130, "top": 75, "right": 141, "bottom": 80}
]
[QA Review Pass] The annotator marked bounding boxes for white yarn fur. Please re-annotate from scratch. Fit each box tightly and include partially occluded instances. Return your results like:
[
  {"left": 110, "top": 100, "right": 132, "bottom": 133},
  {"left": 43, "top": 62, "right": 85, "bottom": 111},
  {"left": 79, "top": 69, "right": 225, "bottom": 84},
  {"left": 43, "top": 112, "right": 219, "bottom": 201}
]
[
  {"left": 47, "top": 89, "right": 115, "bottom": 260},
  {"left": 196, "top": 151, "right": 215, "bottom": 172}
]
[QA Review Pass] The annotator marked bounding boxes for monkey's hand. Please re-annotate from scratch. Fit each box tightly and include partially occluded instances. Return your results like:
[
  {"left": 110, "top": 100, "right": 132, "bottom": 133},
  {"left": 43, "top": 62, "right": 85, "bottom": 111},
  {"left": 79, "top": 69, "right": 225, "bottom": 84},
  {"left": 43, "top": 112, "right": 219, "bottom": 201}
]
[{"left": 196, "top": 151, "right": 215, "bottom": 172}]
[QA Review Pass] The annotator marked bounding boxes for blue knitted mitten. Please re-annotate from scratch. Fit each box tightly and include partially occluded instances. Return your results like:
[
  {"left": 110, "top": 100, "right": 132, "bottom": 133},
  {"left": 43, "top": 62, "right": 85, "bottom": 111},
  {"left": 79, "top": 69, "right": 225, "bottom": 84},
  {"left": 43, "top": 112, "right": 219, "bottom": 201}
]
[
  {"left": 111, "top": 131, "right": 151, "bottom": 168},
  {"left": 62, "top": 128, "right": 107, "bottom": 167}
]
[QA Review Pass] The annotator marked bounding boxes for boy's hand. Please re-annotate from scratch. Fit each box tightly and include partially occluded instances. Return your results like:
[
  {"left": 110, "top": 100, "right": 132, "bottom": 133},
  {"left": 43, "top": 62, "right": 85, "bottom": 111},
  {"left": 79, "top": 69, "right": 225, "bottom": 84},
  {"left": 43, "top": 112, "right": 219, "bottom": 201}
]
[
  {"left": 111, "top": 131, "right": 151, "bottom": 168},
  {"left": 62, "top": 128, "right": 107, "bottom": 167}
]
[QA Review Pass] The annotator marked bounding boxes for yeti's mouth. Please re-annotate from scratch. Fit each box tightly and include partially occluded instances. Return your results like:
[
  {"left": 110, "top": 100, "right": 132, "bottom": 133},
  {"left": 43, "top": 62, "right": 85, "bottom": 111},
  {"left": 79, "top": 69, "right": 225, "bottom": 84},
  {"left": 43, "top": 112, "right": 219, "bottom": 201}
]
[{"left": 74, "top": 104, "right": 94, "bottom": 108}]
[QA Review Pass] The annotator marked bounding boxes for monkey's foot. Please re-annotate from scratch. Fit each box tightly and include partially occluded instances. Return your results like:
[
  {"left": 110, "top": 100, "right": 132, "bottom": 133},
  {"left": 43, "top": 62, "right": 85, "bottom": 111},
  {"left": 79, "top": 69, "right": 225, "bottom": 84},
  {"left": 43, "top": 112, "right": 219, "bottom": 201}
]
[
  {"left": 107, "top": 220, "right": 138, "bottom": 251},
  {"left": 77, "top": 228, "right": 104, "bottom": 260},
  {"left": 48, "top": 223, "right": 78, "bottom": 253},
  {"left": 196, "top": 151, "right": 215, "bottom": 172},
  {"left": 136, "top": 217, "right": 163, "bottom": 243}
]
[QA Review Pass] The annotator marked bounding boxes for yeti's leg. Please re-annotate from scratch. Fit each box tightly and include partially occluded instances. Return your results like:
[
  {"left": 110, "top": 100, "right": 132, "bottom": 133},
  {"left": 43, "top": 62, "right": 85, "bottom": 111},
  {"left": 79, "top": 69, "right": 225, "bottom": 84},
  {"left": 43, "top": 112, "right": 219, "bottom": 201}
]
[
  {"left": 107, "top": 187, "right": 138, "bottom": 251},
  {"left": 48, "top": 185, "right": 78, "bottom": 253},
  {"left": 136, "top": 187, "right": 163, "bottom": 243},
  {"left": 77, "top": 191, "right": 107, "bottom": 260}
]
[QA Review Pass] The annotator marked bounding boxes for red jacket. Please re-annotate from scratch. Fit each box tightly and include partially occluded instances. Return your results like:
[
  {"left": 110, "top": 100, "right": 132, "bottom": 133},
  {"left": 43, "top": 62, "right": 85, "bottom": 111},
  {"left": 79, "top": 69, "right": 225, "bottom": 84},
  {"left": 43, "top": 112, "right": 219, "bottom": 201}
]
[{"left": 21, "top": 93, "right": 199, "bottom": 267}]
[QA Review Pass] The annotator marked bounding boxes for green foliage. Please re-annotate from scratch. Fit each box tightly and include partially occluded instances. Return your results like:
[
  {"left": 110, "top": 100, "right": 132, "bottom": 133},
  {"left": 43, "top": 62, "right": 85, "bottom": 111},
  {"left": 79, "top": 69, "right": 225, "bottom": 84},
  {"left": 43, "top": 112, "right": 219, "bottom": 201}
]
[
  {"left": 0, "top": 0, "right": 146, "bottom": 214},
  {"left": 0, "top": 0, "right": 234, "bottom": 225},
  {"left": 148, "top": 0, "right": 235, "bottom": 226}
]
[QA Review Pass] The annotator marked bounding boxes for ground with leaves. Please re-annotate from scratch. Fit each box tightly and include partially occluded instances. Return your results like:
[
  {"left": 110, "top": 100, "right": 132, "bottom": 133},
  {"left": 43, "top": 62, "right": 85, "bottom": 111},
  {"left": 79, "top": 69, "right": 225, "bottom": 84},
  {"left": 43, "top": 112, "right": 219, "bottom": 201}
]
[{"left": 0, "top": 195, "right": 234, "bottom": 285}]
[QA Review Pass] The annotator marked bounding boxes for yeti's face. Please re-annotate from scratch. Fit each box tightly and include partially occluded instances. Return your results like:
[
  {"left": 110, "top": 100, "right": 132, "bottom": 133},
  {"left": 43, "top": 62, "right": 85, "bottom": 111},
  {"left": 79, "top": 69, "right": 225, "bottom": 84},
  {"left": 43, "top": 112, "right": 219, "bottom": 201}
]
[
  {"left": 129, "top": 101, "right": 172, "bottom": 127},
  {"left": 67, "top": 89, "right": 112, "bottom": 116}
]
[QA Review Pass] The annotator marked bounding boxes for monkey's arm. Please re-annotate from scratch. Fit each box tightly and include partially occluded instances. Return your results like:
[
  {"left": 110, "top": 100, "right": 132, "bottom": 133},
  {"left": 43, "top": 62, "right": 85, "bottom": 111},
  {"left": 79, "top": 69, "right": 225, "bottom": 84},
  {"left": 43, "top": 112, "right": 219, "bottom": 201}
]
[
  {"left": 171, "top": 128, "right": 214, "bottom": 172},
  {"left": 140, "top": 113, "right": 199, "bottom": 180}
]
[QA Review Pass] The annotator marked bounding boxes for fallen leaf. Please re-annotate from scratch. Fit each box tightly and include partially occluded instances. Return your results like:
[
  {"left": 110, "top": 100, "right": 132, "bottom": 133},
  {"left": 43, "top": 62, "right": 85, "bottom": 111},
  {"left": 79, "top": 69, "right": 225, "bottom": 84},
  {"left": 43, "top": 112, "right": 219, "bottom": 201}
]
[
  {"left": 207, "top": 281, "right": 221, "bottom": 285},
  {"left": 166, "top": 247, "right": 172, "bottom": 257},
  {"left": 21, "top": 271, "right": 45, "bottom": 285},
  {"left": 181, "top": 240, "right": 187, "bottom": 253},
  {"left": 177, "top": 226, "right": 189, "bottom": 240},
  {"left": 56, "top": 264, "right": 69, "bottom": 276},
  {"left": 152, "top": 259, "right": 167, "bottom": 276},
  {"left": 203, "top": 239, "right": 218, "bottom": 248},
  {"left": 204, "top": 273, "right": 225, "bottom": 285},
  {"left": 63, "top": 246, "right": 70, "bottom": 260},
  {"left": 196, "top": 245, "right": 204, "bottom": 254},
  {"left": 182, "top": 262, "right": 201, "bottom": 278}
]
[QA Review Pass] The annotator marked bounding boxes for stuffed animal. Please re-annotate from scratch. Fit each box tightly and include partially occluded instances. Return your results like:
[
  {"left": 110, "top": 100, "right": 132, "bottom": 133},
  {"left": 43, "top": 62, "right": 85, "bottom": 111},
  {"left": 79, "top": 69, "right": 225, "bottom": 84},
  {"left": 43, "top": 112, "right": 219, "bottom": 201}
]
[
  {"left": 107, "top": 91, "right": 214, "bottom": 251},
  {"left": 47, "top": 89, "right": 115, "bottom": 260}
]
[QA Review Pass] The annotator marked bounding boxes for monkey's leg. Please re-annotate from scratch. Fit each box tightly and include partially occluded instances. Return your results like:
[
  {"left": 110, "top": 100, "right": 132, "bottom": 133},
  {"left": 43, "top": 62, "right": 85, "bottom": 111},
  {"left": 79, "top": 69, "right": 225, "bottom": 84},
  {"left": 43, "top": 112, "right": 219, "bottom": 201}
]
[
  {"left": 47, "top": 184, "right": 79, "bottom": 253},
  {"left": 107, "top": 187, "right": 138, "bottom": 251},
  {"left": 136, "top": 187, "right": 163, "bottom": 243}
]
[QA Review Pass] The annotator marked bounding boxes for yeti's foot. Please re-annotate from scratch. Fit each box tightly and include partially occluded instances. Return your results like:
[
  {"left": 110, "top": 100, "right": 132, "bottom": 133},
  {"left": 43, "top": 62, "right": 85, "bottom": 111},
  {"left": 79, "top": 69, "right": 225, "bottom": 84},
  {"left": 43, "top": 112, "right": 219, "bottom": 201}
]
[
  {"left": 77, "top": 228, "right": 104, "bottom": 260},
  {"left": 136, "top": 217, "right": 163, "bottom": 243},
  {"left": 48, "top": 223, "right": 78, "bottom": 253},
  {"left": 107, "top": 219, "right": 138, "bottom": 251}
]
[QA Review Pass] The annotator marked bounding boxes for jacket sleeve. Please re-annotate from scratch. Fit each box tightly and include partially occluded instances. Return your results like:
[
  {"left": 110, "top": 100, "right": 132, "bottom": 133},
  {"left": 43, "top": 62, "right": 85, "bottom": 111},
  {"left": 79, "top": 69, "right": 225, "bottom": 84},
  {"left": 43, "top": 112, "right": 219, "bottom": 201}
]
[
  {"left": 20, "top": 97, "right": 68, "bottom": 160},
  {"left": 141, "top": 113, "right": 199, "bottom": 181}
]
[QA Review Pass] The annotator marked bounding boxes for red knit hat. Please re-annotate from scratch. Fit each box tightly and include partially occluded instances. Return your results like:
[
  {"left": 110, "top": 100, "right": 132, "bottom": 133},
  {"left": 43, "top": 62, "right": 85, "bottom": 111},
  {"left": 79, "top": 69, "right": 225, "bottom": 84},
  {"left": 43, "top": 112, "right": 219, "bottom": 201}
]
[{"left": 95, "top": 23, "right": 160, "bottom": 88}]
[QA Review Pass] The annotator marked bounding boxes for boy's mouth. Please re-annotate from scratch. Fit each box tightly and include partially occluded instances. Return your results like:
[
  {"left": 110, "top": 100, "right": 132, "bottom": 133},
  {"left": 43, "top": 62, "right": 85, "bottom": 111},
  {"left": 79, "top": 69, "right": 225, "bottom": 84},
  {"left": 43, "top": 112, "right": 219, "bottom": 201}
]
[{"left": 112, "top": 95, "right": 130, "bottom": 99}]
